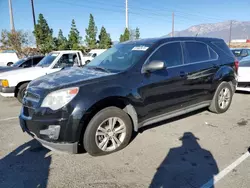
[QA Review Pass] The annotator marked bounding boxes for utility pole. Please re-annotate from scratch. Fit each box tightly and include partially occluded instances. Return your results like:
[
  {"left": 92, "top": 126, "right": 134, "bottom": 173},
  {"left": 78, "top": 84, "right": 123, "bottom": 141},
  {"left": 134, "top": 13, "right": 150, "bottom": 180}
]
[
  {"left": 229, "top": 20, "right": 232, "bottom": 47},
  {"left": 31, "top": 0, "right": 36, "bottom": 29},
  {"left": 8, "top": 0, "right": 15, "bottom": 31},
  {"left": 172, "top": 12, "right": 175, "bottom": 37},
  {"left": 125, "top": 0, "right": 129, "bottom": 29}
]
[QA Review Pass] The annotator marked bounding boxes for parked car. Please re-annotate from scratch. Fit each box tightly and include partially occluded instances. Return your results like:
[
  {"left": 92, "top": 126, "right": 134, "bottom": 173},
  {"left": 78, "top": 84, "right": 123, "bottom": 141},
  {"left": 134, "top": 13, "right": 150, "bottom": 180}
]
[
  {"left": 0, "top": 52, "right": 19, "bottom": 66},
  {"left": 0, "top": 55, "right": 44, "bottom": 73},
  {"left": 82, "top": 49, "right": 106, "bottom": 64},
  {"left": 236, "top": 56, "right": 250, "bottom": 92},
  {"left": 231, "top": 48, "right": 250, "bottom": 60},
  {"left": 0, "top": 50, "right": 85, "bottom": 102},
  {"left": 19, "top": 37, "right": 237, "bottom": 156}
]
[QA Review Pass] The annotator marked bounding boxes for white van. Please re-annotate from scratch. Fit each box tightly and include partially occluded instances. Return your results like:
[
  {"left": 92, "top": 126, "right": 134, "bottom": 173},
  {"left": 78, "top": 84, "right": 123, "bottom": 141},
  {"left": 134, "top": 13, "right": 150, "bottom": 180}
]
[
  {"left": 0, "top": 52, "right": 19, "bottom": 66},
  {"left": 83, "top": 49, "right": 106, "bottom": 64}
]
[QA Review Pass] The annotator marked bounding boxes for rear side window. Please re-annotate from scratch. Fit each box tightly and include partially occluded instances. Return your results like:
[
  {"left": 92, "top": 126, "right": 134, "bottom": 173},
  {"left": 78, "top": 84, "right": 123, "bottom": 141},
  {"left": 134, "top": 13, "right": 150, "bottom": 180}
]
[
  {"left": 148, "top": 42, "right": 183, "bottom": 67},
  {"left": 212, "top": 41, "right": 234, "bottom": 57},
  {"left": 185, "top": 42, "right": 210, "bottom": 63}
]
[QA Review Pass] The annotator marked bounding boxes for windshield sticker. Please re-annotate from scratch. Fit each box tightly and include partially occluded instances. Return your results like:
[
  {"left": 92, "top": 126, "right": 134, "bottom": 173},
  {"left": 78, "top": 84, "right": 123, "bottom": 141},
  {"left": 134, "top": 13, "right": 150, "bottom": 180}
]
[{"left": 132, "top": 46, "right": 149, "bottom": 51}]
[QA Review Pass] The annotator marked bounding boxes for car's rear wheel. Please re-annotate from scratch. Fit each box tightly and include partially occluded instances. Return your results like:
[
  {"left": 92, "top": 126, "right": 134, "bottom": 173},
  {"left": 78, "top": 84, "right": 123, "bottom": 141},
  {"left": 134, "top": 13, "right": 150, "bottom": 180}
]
[
  {"left": 17, "top": 83, "right": 28, "bottom": 103},
  {"left": 83, "top": 107, "right": 132, "bottom": 156},
  {"left": 209, "top": 82, "right": 233, "bottom": 114}
]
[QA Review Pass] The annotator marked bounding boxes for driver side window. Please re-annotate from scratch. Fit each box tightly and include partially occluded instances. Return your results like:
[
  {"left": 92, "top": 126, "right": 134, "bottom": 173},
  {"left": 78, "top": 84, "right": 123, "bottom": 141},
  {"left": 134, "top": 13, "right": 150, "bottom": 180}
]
[
  {"left": 148, "top": 42, "right": 183, "bottom": 67},
  {"left": 54, "top": 53, "right": 75, "bottom": 68}
]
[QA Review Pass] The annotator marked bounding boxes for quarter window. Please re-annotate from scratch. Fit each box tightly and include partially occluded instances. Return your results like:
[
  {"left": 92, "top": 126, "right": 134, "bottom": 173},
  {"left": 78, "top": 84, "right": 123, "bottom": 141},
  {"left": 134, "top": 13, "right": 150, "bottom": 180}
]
[
  {"left": 209, "top": 47, "right": 218, "bottom": 60},
  {"left": 148, "top": 42, "right": 183, "bottom": 67}
]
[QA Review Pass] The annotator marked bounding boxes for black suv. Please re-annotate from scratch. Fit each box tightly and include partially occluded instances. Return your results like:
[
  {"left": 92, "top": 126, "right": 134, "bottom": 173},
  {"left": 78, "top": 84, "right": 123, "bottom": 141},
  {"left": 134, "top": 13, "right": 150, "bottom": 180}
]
[{"left": 19, "top": 37, "right": 238, "bottom": 156}]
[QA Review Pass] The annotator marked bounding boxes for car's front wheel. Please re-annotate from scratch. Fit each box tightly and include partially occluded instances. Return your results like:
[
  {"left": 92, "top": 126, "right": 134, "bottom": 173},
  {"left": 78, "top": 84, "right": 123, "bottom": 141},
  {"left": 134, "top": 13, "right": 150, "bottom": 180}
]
[
  {"left": 83, "top": 107, "right": 133, "bottom": 156},
  {"left": 209, "top": 82, "right": 233, "bottom": 114}
]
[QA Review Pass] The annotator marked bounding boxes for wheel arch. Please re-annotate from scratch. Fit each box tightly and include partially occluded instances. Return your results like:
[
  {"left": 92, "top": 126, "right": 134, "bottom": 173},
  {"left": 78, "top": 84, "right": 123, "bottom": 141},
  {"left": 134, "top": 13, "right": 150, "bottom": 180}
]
[
  {"left": 14, "top": 81, "right": 30, "bottom": 97},
  {"left": 78, "top": 96, "right": 139, "bottom": 145},
  {"left": 212, "top": 65, "right": 237, "bottom": 92}
]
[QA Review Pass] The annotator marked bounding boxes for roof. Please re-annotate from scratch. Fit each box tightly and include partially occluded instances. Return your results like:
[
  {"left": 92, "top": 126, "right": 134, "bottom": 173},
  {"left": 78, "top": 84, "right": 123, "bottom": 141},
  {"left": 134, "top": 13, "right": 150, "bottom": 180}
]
[
  {"left": 51, "top": 50, "right": 82, "bottom": 53},
  {"left": 123, "top": 36, "right": 224, "bottom": 45}
]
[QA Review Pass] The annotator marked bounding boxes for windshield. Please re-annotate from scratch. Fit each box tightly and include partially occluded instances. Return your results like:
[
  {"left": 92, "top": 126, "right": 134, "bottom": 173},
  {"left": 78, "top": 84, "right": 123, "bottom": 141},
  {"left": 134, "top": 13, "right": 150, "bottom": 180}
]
[
  {"left": 12, "top": 59, "right": 26, "bottom": 67},
  {"left": 36, "top": 53, "right": 59, "bottom": 67},
  {"left": 232, "top": 50, "right": 242, "bottom": 57},
  {"left": 86, "top": 43, "right": 151, "bottom": 72}
]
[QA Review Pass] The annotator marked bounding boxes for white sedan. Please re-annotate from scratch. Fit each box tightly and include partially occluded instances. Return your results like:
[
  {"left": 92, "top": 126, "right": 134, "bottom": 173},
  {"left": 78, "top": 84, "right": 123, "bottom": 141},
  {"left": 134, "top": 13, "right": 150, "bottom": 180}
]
[{"left": 237, "top": 56, "right": 250, "bottom": 92}]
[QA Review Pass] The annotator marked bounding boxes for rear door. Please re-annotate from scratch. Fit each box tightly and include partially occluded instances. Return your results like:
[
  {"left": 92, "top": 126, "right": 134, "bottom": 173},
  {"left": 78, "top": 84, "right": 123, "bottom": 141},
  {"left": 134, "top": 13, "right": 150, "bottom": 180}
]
[{"left": 182, "top": 41, "right": 219, "bottom": 105}]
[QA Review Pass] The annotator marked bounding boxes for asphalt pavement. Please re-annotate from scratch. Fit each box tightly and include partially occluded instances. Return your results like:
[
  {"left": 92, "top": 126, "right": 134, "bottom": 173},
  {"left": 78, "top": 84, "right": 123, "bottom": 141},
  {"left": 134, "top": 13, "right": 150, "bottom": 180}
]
[{"left": 0, "top": 93, "right": 250, "bottom": 188}]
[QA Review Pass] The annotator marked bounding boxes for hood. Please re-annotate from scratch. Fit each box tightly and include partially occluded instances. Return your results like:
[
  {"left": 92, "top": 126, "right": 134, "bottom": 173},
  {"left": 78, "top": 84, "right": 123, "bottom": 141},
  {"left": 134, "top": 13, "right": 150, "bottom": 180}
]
[
  {"left": 0, "top": 67, "right": 47, "bottom": 79},
  {"left": 0, "top": 66, "right": 20, "bottom": 73},
  {"left": 29, "top": 67, "right": 115, "bottom": 90}
]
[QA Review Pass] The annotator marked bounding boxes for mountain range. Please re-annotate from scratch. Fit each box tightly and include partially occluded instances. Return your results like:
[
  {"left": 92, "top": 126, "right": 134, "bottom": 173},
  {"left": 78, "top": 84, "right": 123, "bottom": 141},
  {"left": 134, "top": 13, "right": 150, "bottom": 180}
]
[{"left": 166, "top": 20, "right": 250, "bottom": 42}]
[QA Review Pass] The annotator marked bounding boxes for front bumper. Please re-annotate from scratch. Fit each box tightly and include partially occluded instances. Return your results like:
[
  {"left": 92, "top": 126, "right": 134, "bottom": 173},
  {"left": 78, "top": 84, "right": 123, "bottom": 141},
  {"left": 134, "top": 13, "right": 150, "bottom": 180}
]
[
  {"left": 19, "top": 113, "right": 79, "bottom": 153},
  {"left": 0, "top": 86, "right": 15, "bottom": 97}
]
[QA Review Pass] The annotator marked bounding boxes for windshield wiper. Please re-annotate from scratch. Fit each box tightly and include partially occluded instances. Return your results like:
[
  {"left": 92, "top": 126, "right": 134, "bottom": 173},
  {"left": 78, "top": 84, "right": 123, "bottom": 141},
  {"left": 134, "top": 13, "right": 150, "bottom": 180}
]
[{"left": 87, "top": 66, "right": 110, "bottom": 73}]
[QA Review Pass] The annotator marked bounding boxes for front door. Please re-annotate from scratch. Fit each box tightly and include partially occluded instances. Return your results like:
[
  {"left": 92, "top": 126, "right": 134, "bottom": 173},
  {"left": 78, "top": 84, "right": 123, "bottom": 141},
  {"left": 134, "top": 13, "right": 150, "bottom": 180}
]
[{"left": 138, "top": 42, "right": 188, "bottom": 123}]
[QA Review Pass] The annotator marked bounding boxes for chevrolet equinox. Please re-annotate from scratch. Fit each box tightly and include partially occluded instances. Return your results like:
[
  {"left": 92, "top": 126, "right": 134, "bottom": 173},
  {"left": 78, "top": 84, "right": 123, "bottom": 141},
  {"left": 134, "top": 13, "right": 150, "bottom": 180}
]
[{"left": 19, "top": 37, "right": 238, "bottom": 156}]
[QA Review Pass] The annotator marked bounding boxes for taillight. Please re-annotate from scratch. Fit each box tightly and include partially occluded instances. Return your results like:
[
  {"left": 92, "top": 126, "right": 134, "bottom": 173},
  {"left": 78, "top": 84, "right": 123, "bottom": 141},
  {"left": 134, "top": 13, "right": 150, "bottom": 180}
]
[{"left": 234, "top": 59, "right": 239, "bottom": 73}]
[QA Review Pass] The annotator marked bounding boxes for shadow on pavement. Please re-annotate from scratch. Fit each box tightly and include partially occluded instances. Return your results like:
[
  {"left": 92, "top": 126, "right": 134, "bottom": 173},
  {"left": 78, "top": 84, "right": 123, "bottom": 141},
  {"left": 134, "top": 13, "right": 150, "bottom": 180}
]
[
  {"left": 0, "top": 139, "right": 51, "bottom": 188},
  {"left": 150, "top": 132, "right": 219, "bottom": 188}
]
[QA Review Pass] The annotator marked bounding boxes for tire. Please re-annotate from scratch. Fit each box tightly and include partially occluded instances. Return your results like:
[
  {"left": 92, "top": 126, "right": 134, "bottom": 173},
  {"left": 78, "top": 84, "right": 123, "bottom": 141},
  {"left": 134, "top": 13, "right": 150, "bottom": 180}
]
[
  {"left": 7, "top": 62, "right": 13, "bottom": 66},
  {"left": 83, "top": 107, "right": 133, "bottom": 156},
  {"left": 17, "top": 83, "right": 29, "bottom": 103},
  {"left": 209, "top": 82, "right": 233, "bottom": 114}
]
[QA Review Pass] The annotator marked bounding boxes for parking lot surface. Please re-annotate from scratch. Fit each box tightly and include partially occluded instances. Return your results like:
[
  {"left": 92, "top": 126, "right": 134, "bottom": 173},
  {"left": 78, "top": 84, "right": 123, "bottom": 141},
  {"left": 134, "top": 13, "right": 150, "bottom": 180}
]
[{"left": 0, "top": 93, "right": 250, "bottom": 188}]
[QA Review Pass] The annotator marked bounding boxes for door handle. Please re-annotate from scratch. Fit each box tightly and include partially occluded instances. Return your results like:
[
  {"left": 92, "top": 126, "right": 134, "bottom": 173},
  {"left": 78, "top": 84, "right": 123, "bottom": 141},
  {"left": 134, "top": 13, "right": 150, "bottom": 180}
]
[{"left": 179, "top": 71, "right": 187, "bottom": 77}]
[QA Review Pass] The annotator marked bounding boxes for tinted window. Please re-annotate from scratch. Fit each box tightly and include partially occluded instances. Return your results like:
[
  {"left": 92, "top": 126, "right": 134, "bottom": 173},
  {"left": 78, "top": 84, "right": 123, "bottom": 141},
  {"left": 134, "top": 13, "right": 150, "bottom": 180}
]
[
  {"left": 33, "top": 57, "right": 43, "bottom": 65},
  {"left": 232, "top": 49, "right": 242, "bottom": 57},
  {"left": 248, "top": 50, "right": 250, "bottom": 55},
  {"left": 22, "top": 59, "right": 33, "bottom": 67},
  {"left": 239, "top": 57, "right": 250, "bottom": 67},
  {"left": 209, "top": 47, "right": 218, "bottom": 59},
  {"left": 212, "top": 41, "right": 234, "bottom": 56},
  {"left": 12, "top": 59, "right": 26, "bottom": 67},
  {"left": 54, "top": 53, "right": 76, "bottom": 68},
  {"left": 148, "top": 42, "right": 183, "bottom": 67},
  {"left": 185, "top": 42, "right": 209, "bottom": 63}
]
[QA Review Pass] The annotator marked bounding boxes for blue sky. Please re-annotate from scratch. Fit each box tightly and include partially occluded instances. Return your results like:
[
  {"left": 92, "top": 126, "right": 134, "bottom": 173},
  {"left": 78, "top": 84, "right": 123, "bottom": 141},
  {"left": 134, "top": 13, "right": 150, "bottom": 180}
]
[{"left": 0, "top": 0, "right": 250, "bottom": 41}]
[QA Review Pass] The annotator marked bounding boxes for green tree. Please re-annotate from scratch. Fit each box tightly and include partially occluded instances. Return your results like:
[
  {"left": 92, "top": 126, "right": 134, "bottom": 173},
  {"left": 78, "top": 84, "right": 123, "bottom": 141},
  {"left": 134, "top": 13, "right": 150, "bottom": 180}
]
[
  {"left": 68, "top": 19, "right": 81, "bottom": 50},
  {"left": 98, "top": 26, "right": 112, "bottom": 49},
  {"left": 119, "top": 34, "right": 124, "bottom": 42},
  {"left": 57, "top": 29, "right": 69, "bottom": 50},
  {"left": 33, "top": 14, "right": 54, "bottom": 54},
  {"left": 85, "top": 14, "right": 98, "bottom": 49},
  {"left": 120, "top": 28, "right": 130, "bottom": 42},
  {"left": 135, "top": 27, "right": 140, "bottom": 40},
  {"left": 0, "top": 29, "right": 29, "bottom": 57}
]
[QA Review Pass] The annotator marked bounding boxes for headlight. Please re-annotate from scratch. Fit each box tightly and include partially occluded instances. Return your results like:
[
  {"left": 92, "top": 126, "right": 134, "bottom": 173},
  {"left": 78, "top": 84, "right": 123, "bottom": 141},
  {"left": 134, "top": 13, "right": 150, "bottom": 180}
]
[
  {"left": 1, "top": 79, "right": 9, "bottom": 87},
  {"left": 41, "top": 87, "right": 79, "bottom": 110}
]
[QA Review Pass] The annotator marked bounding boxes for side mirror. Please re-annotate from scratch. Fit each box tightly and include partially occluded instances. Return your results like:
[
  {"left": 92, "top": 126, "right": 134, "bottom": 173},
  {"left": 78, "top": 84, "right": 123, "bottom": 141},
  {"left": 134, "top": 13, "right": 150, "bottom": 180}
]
[{"left": 142, "top": 60, "right": 166, "bottom": 73}]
